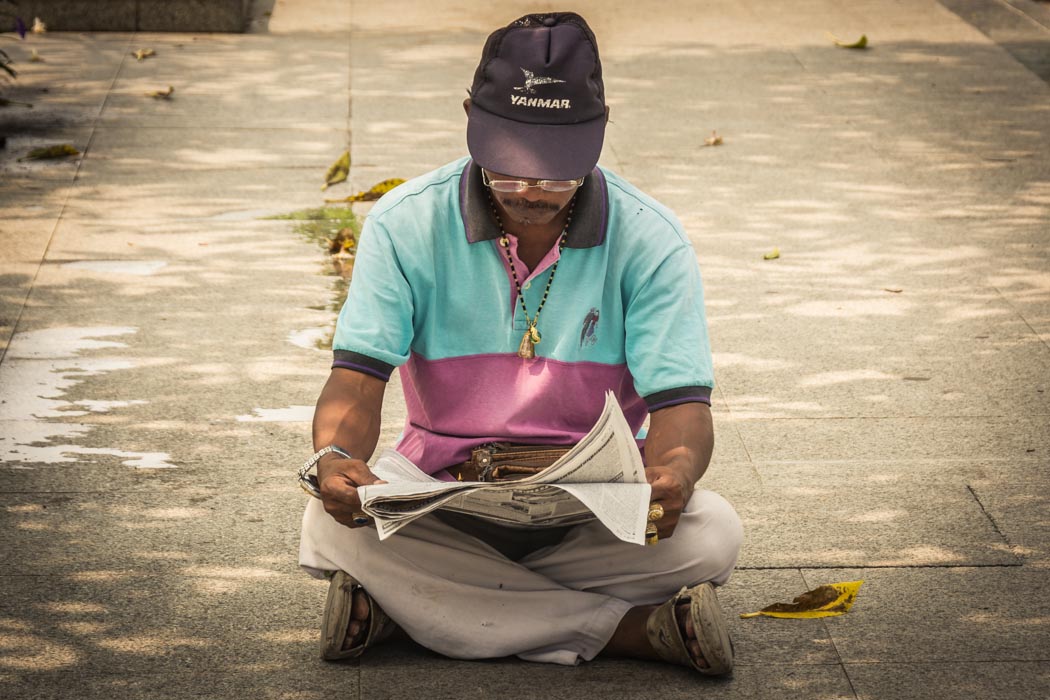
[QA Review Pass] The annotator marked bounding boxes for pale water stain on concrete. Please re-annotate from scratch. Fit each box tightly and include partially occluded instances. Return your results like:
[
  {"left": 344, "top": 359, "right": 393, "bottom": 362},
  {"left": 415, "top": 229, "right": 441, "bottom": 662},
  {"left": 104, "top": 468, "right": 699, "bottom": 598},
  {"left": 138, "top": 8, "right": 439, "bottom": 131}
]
[
  {"left": 60, "top": 260, "right": 169, "bottom": 276},
  {"left": 72, "top": 399, "right": 149, "bottom": 412},
  {"left": 287, "top": 326, "right": 331, "bottom": 351},
  {"left": 0, "top": 327, "right": 175, "bottom": 469}
]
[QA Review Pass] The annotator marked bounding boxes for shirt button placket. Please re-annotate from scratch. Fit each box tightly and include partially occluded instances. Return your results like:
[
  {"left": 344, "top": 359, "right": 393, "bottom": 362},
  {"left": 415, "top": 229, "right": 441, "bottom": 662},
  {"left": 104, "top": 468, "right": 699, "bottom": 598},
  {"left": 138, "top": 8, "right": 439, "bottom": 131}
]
[{"left": 513, "top": 300, "right": 529, "bottom": 331}]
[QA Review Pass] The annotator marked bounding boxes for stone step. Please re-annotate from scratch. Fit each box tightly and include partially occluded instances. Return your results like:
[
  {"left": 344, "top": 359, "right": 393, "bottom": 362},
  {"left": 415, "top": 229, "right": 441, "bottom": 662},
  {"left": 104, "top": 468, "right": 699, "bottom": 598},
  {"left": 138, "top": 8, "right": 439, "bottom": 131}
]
[{"left": 10, "top": 0, "right": 252, "bottom": 33}]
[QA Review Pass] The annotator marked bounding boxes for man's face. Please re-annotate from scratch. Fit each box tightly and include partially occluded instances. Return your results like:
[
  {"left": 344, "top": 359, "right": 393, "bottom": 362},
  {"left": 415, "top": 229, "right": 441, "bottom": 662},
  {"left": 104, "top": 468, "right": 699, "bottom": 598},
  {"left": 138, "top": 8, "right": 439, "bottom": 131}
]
[{"left": 487, "top": 170, "right": 579, "bottom": 228}]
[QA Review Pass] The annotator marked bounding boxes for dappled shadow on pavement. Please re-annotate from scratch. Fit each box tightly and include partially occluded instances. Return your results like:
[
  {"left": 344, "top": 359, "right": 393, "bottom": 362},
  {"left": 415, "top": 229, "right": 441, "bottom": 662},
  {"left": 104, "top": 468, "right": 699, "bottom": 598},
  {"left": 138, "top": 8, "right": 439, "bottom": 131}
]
[{"left": 1, "top": 23, "right": 1049, "bottom": 700}]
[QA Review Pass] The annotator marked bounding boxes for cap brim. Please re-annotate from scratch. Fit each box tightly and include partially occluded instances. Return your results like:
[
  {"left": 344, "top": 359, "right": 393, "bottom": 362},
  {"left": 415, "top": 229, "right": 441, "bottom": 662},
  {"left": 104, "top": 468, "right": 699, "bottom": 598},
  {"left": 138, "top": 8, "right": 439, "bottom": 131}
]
[{"left": 467, "top": 104, "right": 606, "bottom": 181}]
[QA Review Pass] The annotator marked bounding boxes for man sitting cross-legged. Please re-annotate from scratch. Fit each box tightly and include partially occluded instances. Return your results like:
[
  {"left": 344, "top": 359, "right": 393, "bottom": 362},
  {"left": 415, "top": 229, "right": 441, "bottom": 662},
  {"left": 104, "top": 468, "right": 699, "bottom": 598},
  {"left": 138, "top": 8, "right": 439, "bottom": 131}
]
[{"left": 298, "top": 11, "right": 743, "bottom": 675}]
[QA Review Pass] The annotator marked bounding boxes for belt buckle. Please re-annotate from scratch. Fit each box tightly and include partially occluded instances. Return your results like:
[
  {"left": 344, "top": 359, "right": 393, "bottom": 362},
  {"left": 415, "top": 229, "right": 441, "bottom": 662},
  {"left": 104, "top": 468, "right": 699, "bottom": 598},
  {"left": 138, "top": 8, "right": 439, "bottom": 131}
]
[{"left": 471, "top": 444, "right": 497, "bottom": 482}]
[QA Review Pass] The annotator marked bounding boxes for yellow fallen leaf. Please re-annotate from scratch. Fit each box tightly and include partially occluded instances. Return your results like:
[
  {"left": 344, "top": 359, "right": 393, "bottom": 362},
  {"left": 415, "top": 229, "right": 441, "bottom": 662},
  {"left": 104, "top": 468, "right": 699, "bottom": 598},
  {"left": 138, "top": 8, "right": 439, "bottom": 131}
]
[
  {"left": 147, "top": 86, "right": 175, "bottom": 99},
  {"left": 133, "top": 48, "right": 156, "bottom": 61},
  {"left": 31, "top": 17, "right": 46, "bottom": 34},
  {"left": 20, "top": 144, "right": 80, "bottom": 161},
  {"left": 827, "top": 32, "right": 868, "bottom": 49},
  {"left": 30, "top": 49, "right": 43, "bottom": 63},
  {"left": 321, "top": 151, "right": 351, "bottom": 191},
  {"left": 325, "top": 177, "right": 406, "bottom": 203},
  {"left": 763, "top": 247, "right": 780, "bottom": 260},
  {"left": 703, "top": 130, "right": 723, "bottom": 147},
  {"left": 741, "top": 580, "right": 864, "bottom": 619}
]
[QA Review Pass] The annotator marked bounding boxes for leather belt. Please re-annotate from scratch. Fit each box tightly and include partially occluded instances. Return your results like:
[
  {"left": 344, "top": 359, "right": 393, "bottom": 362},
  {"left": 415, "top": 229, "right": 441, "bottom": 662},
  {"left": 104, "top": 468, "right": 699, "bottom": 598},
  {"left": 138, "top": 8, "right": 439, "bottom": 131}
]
[{"left": 446, "top": 443, "right": 572, "bottom": 482}]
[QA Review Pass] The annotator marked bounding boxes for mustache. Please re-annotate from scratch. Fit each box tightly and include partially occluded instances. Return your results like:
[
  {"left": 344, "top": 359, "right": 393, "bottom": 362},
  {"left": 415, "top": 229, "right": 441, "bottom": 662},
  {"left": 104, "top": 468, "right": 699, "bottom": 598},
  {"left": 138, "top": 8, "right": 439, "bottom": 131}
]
[{"left": 499, "top": 197, "right": 561, "bottom": 212}]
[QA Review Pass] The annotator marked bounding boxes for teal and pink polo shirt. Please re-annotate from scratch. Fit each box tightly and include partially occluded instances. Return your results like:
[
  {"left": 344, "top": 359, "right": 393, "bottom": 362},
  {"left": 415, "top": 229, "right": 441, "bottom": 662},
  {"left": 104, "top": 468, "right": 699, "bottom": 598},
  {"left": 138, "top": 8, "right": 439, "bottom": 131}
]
[{"left": 332, "top": 157, "right": 714, "bottom": 476}]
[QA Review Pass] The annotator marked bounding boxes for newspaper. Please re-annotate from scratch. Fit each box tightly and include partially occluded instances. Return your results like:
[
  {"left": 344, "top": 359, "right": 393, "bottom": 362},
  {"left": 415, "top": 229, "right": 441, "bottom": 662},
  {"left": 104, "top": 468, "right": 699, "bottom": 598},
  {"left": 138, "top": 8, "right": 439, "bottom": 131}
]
[{"left": 358, "top": 391, "right": 652, "bottom": 545}]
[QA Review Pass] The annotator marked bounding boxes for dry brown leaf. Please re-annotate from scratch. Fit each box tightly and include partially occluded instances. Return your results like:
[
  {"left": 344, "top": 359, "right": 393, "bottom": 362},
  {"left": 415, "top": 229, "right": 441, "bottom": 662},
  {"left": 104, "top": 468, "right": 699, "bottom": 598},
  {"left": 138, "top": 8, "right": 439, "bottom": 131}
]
[
  {"left": 328, "top": 227, "right": 357, "bottom": 255},
  {"left": 703, "top": 130, "right": 724, "bottom": 147},
  {"left": 741, "top": 581, "right": 864, "bottom": 619},
  {"left": 324, "top": 177, "right": 406, "bottom": 203},
  {"left": 321, "top": 151, "right": 351, "bottom": 191},
  {"left": 147, "top": 86, "right": 175, "bottom": 99},
  {"left": 827, "top": 32, "right": 868, "bottom": 49},
  {"left": 133, "top": 49, "right": 156, "bottom": 61},
  {"left": 19, "top": 144, "right": 80, "bottom": 161}
]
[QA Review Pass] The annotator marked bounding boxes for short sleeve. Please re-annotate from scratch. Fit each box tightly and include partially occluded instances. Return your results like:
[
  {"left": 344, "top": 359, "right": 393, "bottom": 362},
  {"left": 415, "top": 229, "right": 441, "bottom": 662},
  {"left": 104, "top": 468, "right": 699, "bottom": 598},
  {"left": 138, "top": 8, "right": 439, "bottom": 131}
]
[
  {"left": 624, "top": 244, "right": 714, "bottom": 410},
  {"left": 330, "top": 219, "right": 414, "bottom": 380}
]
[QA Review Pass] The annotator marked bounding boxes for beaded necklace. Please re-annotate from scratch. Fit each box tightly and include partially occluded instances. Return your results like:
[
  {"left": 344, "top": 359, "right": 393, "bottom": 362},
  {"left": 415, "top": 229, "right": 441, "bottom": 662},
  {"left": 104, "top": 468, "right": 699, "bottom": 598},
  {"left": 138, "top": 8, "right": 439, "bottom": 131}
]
[{"left": 487, "top": 192, "right": 576, "bottom": 359}]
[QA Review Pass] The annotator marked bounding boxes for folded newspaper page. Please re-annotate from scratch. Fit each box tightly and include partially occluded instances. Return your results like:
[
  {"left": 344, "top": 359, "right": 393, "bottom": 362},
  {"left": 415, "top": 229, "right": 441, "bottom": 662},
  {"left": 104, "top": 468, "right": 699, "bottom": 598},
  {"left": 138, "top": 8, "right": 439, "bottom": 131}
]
[{"left": 358, "top": 391, "right": 652, "bottom": 545}]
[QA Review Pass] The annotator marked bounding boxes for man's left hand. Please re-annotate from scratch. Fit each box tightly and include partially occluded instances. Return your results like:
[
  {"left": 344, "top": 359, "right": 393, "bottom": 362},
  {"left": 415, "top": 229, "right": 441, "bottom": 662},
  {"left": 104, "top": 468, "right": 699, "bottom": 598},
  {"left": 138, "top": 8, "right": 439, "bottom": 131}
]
[{"left": 645, "top": 465, "right": 696, "bottom": 539}]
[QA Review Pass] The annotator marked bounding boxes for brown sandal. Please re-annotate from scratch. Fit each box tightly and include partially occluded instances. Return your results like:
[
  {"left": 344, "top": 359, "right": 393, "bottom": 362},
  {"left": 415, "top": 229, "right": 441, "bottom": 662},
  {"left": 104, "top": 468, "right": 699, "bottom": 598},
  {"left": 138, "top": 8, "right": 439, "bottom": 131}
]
[
  {"left": 320, "top": 571, "right": 398, "bottom": 661},
  {"left": 645, "top": 582, "right": 734, "bottom": 676}
]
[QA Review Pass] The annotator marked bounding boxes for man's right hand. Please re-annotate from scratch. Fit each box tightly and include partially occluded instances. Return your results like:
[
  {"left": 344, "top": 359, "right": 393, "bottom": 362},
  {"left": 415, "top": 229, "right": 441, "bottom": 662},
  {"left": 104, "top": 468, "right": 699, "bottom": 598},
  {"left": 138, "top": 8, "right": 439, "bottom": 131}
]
[{"left": 317, "top": 453, "right": 387, "bottom": 528}]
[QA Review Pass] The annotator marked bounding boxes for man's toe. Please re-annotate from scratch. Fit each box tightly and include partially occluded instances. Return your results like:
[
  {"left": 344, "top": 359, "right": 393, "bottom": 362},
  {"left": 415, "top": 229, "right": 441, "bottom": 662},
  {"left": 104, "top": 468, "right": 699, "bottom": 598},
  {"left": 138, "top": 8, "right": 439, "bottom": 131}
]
[
  {"left": 343, "top": 590, "right": 371, "bottom": 650},
  {"left": 677, "top": 602, "right": 709, "bottom": 669}
]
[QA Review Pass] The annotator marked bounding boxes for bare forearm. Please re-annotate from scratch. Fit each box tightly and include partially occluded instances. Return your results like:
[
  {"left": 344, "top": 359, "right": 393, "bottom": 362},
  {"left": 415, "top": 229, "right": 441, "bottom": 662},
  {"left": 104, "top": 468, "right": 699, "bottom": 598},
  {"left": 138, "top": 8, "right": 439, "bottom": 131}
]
[
  {"left": 312, "top": 368, "right": 387, "bottom": 460},
  {"left": 643, "top": 402, "right": 714, "bottom": 538},
  {"left": 644, "top": 401, "right": 714, "bottom": 484},
  {"left": 310, "top": 369, "right": 389, "bottom": 528}
]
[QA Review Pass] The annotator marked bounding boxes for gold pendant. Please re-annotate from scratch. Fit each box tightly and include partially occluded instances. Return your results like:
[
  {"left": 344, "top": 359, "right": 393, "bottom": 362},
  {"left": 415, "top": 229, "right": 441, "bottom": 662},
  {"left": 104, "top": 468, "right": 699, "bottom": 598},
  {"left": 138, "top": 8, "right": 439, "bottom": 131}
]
[{"left": 517, "top": 329, "right": 536, "bottom": 359}]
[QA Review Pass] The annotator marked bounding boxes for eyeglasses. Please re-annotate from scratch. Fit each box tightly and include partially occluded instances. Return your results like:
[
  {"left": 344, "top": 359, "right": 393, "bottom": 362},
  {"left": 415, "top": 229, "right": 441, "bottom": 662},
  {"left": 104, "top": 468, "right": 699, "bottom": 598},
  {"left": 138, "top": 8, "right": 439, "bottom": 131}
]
[{"left": 482, "top": 169, "right": 585, "bottom": 194}]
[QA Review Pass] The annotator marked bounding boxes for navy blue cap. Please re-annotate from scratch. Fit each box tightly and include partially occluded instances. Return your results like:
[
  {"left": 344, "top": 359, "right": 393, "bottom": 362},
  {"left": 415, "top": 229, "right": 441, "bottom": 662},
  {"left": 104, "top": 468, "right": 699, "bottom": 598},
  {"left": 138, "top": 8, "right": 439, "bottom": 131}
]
[{"left": 467, "top": 13, "right": 606, "bottom": 181}]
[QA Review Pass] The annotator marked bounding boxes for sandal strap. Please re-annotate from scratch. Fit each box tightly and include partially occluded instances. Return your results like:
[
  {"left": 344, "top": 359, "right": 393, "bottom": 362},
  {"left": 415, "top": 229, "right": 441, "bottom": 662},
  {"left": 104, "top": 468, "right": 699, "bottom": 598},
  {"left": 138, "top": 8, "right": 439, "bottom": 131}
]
[
  {"left": 645, "top": 583, "right": 734, "bottom": 676},
  {"left": 321, "top": 571, "right": 397, "bottom": 661},
  {"left": 689, "top": 583, "right": 734, "bottom": 675},
  {"left": 366, "top": 596, "right": 397, "bottom": 646}
]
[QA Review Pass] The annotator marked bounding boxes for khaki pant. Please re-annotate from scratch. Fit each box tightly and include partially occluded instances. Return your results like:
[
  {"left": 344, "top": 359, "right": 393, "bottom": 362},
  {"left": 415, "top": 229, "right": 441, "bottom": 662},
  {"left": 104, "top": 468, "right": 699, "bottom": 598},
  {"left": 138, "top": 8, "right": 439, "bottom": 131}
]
[{"left": 299, "top": 489, "right": 743, "bottom": 666}]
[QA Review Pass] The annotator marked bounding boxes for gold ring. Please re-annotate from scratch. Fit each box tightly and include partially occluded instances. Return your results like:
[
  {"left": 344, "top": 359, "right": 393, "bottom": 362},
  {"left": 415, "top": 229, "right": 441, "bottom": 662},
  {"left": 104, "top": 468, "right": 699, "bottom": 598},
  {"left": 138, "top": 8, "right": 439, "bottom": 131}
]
[
  {"left": 648, "top": 503, "right": 665, "bottom": 522},
  {"left": 645, "top": 522, "right": 659, "bottom": 546}
]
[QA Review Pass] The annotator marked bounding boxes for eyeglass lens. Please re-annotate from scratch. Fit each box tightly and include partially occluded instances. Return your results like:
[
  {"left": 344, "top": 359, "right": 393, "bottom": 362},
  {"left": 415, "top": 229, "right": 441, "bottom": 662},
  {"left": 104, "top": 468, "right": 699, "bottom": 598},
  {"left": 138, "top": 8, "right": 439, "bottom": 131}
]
[{"left": 483, "top": 170, "right": 582, "bottom": 193}]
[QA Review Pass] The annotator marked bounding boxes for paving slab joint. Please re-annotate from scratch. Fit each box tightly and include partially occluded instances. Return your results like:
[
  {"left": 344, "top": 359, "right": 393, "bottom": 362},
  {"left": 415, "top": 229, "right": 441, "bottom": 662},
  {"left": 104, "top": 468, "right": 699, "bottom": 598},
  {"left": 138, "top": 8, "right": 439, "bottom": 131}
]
[
  {"left": 1001, "top": 0, "right": 1050, "bottom": 31},
  {"left": 937, "top": 0, "right": 1050, "bottom": 83},
  {"left": 965, "top": 484, "right": 1021, "bottom": 559}
]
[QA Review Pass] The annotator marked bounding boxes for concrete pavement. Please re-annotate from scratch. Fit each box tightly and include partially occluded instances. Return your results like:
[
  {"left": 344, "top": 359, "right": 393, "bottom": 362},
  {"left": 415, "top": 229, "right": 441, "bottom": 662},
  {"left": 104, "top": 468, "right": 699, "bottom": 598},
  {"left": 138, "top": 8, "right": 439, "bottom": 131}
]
[{"left": 1, "top": 0, "right": 1049, "bottom": 698}]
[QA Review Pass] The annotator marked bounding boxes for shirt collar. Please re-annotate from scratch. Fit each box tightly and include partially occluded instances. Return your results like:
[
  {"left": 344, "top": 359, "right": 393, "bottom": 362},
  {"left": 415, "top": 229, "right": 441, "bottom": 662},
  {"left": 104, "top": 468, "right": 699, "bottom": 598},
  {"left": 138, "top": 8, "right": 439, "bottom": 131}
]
[{"left": 459, "top": 160, "right": 608, "bottom": 248}]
